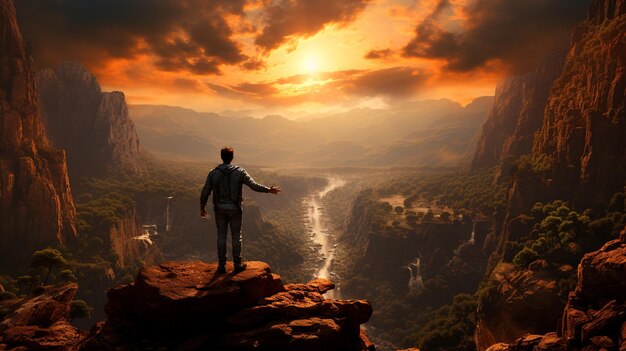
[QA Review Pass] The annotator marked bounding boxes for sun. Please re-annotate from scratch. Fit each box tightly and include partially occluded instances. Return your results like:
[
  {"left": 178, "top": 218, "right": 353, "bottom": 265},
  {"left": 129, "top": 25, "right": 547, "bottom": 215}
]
[{"left": 303, "top": 56, "right": 320, "bottom": 74}]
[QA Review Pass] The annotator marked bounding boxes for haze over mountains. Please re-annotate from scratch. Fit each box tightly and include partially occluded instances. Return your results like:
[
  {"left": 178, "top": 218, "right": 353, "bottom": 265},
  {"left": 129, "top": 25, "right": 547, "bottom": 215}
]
[{"left": 130, "top": 96, "right": 494, "bottom": 168}]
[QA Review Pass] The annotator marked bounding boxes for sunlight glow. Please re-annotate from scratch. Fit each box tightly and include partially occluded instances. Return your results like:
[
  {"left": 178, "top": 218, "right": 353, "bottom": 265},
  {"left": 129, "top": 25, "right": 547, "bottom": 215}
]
[{"left": 303, "top": 56, "right": 320, "bottom": 74}]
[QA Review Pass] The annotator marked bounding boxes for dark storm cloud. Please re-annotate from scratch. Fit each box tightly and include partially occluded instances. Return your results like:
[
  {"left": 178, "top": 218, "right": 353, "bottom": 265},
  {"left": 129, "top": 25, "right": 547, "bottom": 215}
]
[
  {"left": 15, "top": 0, "right": 249, "bottom": 73},
  {"left": 15, "top": 0, "right": 372, "bottom": 74},
  {"left": 364, "top": 49, "right": 394, "bottom": 60},
  {"left": 403, "top": 0, "right": 590, "bottom": 73},
  {"left": 337, "top": 67, "right": 428, "bottom": 98},
  {"left": 240, "top": 58, "right": 267, "bottom": 71},
  {"left": 255, "top": 0, "right": 371, "bottom": 51}
]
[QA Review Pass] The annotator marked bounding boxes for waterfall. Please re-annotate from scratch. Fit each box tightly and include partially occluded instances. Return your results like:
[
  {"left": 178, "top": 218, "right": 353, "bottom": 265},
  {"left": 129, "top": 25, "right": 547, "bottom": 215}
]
[
  {"left": 166, "top": 196, "right": 173, "bottom": 232},
  {"left": 403, "top": 257, "right": 424, "bottom": 291},
  {"left": 134, "top": 225, "right": 158, "bottom": 247},
  {"left": 468, "top": 220, "right": 476, "bottom": 246},
  {"left": 452, "top": 220, "right": 476, "bottom": 257}
]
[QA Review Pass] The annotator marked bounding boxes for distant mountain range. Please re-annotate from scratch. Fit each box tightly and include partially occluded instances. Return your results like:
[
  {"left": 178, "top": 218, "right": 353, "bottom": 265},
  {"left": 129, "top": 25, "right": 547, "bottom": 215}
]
[{"left": 129, "top": 96, "right": 494, "bottom": 168}]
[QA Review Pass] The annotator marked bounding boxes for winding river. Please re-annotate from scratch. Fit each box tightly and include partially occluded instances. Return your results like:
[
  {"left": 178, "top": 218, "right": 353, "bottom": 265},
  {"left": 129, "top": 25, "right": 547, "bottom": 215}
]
[{"left": 304, "top": 176, "right": 345, "bottom": 299}]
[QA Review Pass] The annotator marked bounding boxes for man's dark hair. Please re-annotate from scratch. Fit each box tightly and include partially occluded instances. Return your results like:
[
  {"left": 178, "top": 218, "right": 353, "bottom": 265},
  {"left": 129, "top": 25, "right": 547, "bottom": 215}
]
[{"left": 221, "top": 146, "right": 234, "bottom": 163}]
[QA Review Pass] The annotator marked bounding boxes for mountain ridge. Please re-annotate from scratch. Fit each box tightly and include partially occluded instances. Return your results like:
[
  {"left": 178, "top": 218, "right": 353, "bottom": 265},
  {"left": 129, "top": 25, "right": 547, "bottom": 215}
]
[{"left": 129, "top": 96, "right": 494, "bottom": 168}]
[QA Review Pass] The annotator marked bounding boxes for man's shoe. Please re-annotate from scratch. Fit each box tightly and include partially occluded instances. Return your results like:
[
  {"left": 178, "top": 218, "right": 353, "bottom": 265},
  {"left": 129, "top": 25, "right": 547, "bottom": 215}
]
[
  {"left": 234, "top": 263, "right": 247, "bottom": 273},
  {"left": 217, "top": 265, "right": 227, "bottom": 274}
]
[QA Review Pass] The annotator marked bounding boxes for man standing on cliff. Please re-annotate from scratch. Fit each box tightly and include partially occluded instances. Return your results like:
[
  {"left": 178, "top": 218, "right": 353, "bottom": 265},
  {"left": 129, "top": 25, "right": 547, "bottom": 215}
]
[{"left": 200, "top": 147, "right": 281, "bottom": 274}]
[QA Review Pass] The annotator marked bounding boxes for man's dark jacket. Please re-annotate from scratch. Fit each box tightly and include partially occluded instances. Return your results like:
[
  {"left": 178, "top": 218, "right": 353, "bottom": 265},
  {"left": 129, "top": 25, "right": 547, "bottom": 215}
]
[{"left": 200, "top": 163, "right": 270, "bottom": 211}]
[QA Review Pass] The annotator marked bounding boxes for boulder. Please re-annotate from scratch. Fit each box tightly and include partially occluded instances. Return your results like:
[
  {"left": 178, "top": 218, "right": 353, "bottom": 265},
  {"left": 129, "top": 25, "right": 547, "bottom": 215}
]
[
  {"left": 0, "top": 284, "right": 77, "bottom": 332},
  {"left": 0, "top": 284, "right": 83, "bottom": 350},
  {"left": 590, "top": 336, "right": 616, "bottom": 349},
  {"left": 3, "top": 321, "right": 82, "bottom": 351},
  {"left": 575, "top": 239, "right": 626, "bottom": 306},
  {"left": 580, "top": 301, "right": 625, "bottom": 342},
  {"left": 535, "top": 333, "right": 567, "bottom": 351}
]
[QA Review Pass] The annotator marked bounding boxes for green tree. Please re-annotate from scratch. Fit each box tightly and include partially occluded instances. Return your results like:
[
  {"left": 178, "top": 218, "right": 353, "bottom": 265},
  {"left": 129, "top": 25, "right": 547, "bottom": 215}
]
[
  {"left": 440, "top": 211, "right": 451, "bottom": 221},
  {"left": 406, "top": 213, "right": 419, "bottom": 227},
  {"left": 59, "top": 269, "right": 77, "bottom": 283},
  {"left": 513, "top": 247, "right": 539, "bottom": 267},
  {"left": 394, "top": 206, "right": 404, "bottom": 214},
  {"left": 69, "top": 300, "right": 93, "bottom": 322},
  {"left": 30, "top": 248, "right": 67, "bottom": 285}
]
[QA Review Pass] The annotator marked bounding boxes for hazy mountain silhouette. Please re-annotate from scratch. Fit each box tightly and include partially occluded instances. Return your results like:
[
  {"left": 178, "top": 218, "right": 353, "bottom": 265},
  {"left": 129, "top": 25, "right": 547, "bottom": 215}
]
[{"left": 130, "top": 97, "right": 493, "bottom": 167}]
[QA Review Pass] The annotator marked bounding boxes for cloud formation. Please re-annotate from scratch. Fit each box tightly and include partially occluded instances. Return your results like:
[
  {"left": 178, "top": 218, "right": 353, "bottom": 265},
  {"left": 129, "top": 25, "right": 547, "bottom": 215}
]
[
  {"left": 16, "top": 0, "right": 252, "bottom": 74},
  {"left": 255, "top": 0, "right": 371, "bottom": 51},
  {"left": 16, "top": 0, "right": 372, "bottom": 75},
  {"left": 206, "top": 66, "right": 429, "bottom": 106},
  {"left": 364, "top": 49, "right": 394, "bottom": 60},
  {"left": 12, "top": 0, "right": 593, "bottom": 110},
  {"left": 402, "top": 0, "right": 589, "bottom": 73}
]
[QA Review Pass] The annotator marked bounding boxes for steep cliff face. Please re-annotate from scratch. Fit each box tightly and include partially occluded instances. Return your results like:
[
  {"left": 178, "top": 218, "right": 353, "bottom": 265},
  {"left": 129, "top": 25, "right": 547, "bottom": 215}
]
[
  {"left": 532, "top": 0, "right": 626, "bottom": 206},
  {"left": 108, "top": 209, "right": 163, "bottom": 268},
  {"left": 472, "top": 50, "right": 566, "bottom": 169},
  {"left": 475, "top": 4, "right": 626, "bottom": 344},
  {"left": 0, "top": 0, "right": 77, "bottom": 266},
  {"left": 37, "top": 62, "right": 142, "bottom": 176}
]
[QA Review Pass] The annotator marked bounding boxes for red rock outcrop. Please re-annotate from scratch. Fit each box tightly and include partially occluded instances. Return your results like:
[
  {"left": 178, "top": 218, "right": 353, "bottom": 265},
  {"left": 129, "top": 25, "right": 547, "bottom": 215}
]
[
  {"left": 0, "top": 0, "right": 77, "bottom": 267},
  {"left": 83, "top": 261, "right": 374, "bottom": 351},
  {"left": 472, "top": 49, "right": 566, "bottom": 169},
  {"left": 532, "top": 0, "right": 626, "bottom": 206},
  {"left": 0, "top": 284, "right": 83, "bottom": 350},
  {"left": 37, "top": 62, "right": 142, "bottom": 176},
  {"left": 107, "top": 209, "right": 162, "bottom": 268},
  {"left": 484, "top": 230, "right": 626, "bottom": 351},
  {"left": 474, "top": 263, "right": 564, "bottom": 351}
]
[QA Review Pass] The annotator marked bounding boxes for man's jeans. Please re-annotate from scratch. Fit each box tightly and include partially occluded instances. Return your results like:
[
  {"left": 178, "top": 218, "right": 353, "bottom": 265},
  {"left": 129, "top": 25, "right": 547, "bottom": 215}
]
[{"left": 214, "top": 208, "right": 243, "bottom": 266}]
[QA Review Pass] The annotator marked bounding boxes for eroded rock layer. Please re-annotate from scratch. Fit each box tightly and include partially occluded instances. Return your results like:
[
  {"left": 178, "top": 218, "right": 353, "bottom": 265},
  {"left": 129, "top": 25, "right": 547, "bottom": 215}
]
[{"left": 0, "top": 0, "right": 77, "bottom": 267}]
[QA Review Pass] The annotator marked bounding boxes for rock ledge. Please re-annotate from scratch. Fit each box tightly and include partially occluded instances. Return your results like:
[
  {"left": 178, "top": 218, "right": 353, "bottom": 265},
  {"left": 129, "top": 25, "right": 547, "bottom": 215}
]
[{"left": 84, "top": 261, "right": 374, "bottom": 351}]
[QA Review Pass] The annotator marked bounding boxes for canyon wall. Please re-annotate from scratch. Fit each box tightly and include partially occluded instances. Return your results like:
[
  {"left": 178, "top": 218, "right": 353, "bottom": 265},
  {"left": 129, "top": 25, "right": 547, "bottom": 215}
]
[
  {"left": 0, "top": 0, "right": 76, "bottom": 267},
  {"left": 532, "top": 0, "right": 626, "bottom": 206},
  {"left": 471, "top": 50, "right": 567, "bottom": 169},
  {"left": 476, "top": 1, "right": 626, "bottom": 348},
  {"left": 37, "top": 62, "right": 143, "bottom": 176}
]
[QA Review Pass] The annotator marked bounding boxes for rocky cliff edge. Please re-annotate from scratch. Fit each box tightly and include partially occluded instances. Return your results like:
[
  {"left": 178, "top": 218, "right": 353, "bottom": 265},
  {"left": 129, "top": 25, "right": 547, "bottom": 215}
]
[{"left": 1, "top": 261, "right": 374, "bottom": 350}]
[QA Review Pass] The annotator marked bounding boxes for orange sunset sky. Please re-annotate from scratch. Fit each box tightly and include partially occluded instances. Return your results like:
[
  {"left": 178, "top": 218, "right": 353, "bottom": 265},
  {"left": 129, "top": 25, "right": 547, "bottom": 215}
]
[{"left": 16, "top": 0, "right": 588, "bottom": 115}]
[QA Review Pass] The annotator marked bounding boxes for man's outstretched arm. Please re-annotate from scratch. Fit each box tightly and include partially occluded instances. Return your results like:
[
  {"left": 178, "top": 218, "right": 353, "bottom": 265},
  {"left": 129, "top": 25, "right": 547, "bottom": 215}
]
[
  {"left": 242, "top": 170, "right": 280, "bottom": 194},
  {"left": 200, "top": 173, "right": 213, "bottom": 218}
]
